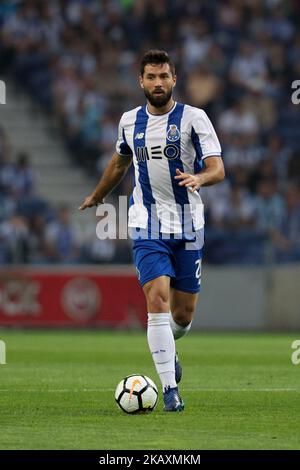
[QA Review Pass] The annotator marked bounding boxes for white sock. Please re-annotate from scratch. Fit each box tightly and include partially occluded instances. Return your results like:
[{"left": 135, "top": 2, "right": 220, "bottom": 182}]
[
  {"left": 147, "top": 313, "right": 176, "bottom": 391},
  {"left": 169, "top": 313, "right": 192, "bottom": 340}
]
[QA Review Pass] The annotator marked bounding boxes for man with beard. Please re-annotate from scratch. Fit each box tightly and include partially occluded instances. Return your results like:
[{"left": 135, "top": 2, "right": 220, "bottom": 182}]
[{"left": 79, "top": 50, "right": 225, "bottom": 411}]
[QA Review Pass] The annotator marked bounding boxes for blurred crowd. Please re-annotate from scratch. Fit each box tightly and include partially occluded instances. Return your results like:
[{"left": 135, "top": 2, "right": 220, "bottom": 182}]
[
  {"left": 0, "top": 125, "right": 130, "bottom": 264},
  {"left": 0, "top": 0, "right": 300, "bottom": 264}
]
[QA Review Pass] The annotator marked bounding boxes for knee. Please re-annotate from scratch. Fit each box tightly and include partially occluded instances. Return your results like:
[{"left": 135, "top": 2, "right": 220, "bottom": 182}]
[
  {"left": 146, "top": 287, "right": 169, "bottom": 313},
  {"left": 172, "top": 304, "right": 195, "bottom": 326}
]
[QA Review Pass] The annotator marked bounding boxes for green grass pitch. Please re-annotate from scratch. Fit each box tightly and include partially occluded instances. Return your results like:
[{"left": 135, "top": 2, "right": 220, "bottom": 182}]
[{"left": 0, "top": 329, "right": 299, "bottom": 450}]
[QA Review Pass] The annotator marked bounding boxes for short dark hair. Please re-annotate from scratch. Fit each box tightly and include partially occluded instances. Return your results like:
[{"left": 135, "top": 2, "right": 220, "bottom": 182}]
[{"left": 140, "top": 50, "right": 175, "bottom": 76}]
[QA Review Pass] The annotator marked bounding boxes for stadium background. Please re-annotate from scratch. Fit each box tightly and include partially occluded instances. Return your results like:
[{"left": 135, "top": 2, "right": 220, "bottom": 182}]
[
  {"left": 0, "top": 0, "right": 299, "bottom": 329},
  {"left": 0, "top": 0, "right": 300, "bottom": 452}
]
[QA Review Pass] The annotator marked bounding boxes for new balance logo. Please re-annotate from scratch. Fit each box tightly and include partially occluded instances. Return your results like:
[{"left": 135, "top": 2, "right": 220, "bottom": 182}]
[{"left": 135, "top": 132, "right": 144, "bottom": 139}]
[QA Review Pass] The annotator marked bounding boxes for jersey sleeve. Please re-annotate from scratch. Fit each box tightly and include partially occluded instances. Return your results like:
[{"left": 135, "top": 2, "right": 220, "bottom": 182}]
[
  {"left": 115, "top": 114, "right": 133, "bottom": 157},
  {"left": 191, "top": 109, "right": 222, "bottom": 159}
]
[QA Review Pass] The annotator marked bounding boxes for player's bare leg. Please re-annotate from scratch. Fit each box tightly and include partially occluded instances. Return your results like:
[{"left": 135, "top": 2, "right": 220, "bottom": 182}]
[
  {"left": 143, "top": 275, "right": 170, "bottom": 313},
  {"left": 143, "top": 276, "right": 184, "bottom": 411},
  {"left": 170, "top": 288, "right": 198, "bottom": 338}
]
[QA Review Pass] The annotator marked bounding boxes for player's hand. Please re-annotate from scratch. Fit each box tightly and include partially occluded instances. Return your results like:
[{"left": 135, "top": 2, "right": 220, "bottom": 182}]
[
  {"left": 78, "top": 195, "right": 100, "bottom": 210},
  {"left": 174, "top": 169, "right": 202, "bottom": 192}
]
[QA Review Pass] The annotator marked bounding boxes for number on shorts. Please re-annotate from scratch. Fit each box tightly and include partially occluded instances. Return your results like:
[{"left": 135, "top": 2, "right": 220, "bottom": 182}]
[{"left": 195, "top": 259, "right": 202, "bottom": 285}]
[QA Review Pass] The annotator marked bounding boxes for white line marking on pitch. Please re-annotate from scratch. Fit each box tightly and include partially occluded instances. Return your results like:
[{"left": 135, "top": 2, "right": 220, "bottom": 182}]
[{"left": 0, "top": 388, "right": 299, "bottom": 393}]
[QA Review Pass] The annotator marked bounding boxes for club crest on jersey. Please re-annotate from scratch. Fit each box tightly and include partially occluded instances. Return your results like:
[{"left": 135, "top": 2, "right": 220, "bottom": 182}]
[{"left": 167, "top": 124, "right": 180, "bottom": 142}]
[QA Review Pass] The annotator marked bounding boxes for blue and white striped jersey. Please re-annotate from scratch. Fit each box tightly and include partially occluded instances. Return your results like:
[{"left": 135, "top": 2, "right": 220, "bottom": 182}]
[{"left": 116, "top": 102, "right": 221, "bottom": 234}]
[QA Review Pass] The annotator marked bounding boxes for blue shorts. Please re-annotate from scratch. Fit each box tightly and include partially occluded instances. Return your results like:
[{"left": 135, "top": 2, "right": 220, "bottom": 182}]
[{"left": 132, "top": 234, "right": 203, "bottom": 293}]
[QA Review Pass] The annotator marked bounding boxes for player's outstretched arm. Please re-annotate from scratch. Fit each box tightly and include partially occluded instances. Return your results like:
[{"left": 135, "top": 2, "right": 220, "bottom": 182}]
[
  {"left": 78, "top": 152, "right": 132, "bottom": 210},
  {"left": 174, "top": 156, "right": 225, "bottom": 192}
]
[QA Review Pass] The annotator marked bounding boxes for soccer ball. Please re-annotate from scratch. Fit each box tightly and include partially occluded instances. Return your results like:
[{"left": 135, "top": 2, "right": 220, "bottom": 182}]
[{"left": 115, "top": 374, "right": 158, "bottom": 414}]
